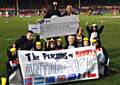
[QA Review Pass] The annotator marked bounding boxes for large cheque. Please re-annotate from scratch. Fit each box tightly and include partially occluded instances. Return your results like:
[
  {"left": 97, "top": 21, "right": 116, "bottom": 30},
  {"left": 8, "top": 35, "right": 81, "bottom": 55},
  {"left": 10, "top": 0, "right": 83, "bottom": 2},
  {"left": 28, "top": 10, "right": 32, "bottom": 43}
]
[
  {"left": 28, "top": 15, "right": 79, "bottom": 38},
  {"left": 39, "top": 15, "right": 79, "bottom": 38}
]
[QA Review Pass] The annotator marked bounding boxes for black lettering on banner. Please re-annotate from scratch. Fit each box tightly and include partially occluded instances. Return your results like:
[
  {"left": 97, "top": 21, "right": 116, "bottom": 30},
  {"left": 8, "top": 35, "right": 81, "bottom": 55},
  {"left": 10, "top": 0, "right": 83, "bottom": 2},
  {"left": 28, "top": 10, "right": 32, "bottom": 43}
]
[
  {"left": 50, "top": 54, "right": 55, "bottom": 59},
  {"left": 62, "top": 52, "right": 68, "bottom": 59},
  {"left": 32, "top": 53, "right": 39, "bottom": 60},
  {"left": 25, "top": 53, "right": 40, "bottom": 61},
  {"left": 42, "top": 52, "right": 68, "bottom": 60},
  {"left": 68, "top": 54, "right": 73, "bottom": 58},
  {"left": 55, "top": 53, "right": 61, "bottom": 59},
  {"left": 42, "top": 53, "right": 50, "bottom": 59},
  {"left": 25, "top": 53, "right": 31, "bottom": 61}
]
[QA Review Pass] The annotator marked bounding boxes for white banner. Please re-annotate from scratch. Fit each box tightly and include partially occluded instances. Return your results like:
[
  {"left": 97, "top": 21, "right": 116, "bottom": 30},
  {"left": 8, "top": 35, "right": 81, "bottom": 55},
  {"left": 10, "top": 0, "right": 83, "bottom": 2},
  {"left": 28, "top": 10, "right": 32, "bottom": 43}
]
[{"left": 18, "top": 46, "right": 99, "bottom": 85}]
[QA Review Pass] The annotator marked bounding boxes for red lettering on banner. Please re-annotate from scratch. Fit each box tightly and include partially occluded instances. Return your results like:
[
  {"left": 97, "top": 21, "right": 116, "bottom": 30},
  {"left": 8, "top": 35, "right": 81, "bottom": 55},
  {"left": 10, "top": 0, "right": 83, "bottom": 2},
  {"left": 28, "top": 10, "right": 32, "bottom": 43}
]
[
  {"left": 87, "top": 73, "right": 96, "bottom": 77},
  {"left": 75, "top": 51, "right": 79, "bottom": 57},
  {"left": 82, "top": 73, "right": 96, "bottom": 78},
  {"left": 75, "top": 50, "right": 96, "bottom": 57}
]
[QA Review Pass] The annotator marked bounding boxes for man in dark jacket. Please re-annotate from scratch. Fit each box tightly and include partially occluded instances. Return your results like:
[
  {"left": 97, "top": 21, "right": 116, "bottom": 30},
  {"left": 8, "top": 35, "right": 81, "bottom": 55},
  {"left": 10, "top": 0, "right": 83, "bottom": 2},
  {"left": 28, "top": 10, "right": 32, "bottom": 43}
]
[
  {"left": 44, "top": 1, "right": 61, "bottom": 18},
  {"left": 15, "top": 30, "right": 34, "bottom": 50},
  {"left": 6, "top": 30, "right": 34, "bottom": 84}
]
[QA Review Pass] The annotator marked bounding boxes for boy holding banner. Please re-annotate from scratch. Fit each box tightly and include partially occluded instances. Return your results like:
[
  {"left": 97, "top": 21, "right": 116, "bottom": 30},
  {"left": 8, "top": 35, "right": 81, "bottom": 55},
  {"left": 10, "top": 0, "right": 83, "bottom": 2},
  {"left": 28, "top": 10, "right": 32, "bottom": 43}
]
[
  {"left": 65, "top": 35, "right": 77, "bottom": 49},
  {"left": 83, "top": 37, "right": 90, "bottom": 47},
  {"left": 32, "top": 35, "right": 43, "bottom": 51},
  {"left": 6, "top": 44, "right": 21, "bottom": 84}
]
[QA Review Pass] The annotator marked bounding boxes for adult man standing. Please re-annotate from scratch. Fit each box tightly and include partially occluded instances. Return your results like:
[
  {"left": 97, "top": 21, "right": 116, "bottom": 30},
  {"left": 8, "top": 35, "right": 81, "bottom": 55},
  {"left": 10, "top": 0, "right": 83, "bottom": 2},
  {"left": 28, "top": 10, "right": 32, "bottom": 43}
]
[
  {"left": 44, "top": 1, "right": 61, "bottom": 18},
  {"left": 6, "top": 30, "right": 34, "bottom": 84},
  {"left": 15, "top": 30, "right": 34, "bottom": 50}
]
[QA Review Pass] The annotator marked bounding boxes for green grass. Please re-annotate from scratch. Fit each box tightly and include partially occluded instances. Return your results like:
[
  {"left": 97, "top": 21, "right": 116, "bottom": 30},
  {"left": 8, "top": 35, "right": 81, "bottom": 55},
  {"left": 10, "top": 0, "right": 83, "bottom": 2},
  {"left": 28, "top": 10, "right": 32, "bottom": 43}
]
[{"left": 0, "top": 15, "right": 120, "bottom": 85}]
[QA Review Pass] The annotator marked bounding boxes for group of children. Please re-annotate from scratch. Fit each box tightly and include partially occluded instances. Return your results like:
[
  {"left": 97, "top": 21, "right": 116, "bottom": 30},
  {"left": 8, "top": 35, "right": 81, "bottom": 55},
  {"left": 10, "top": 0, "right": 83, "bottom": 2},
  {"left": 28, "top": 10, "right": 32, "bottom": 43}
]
[
  {"left": 5, "top": 3, "right": 110, "bottom": 82},
  {"left": 6, "top": 21, "right": 110, "bottom": 84}
]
